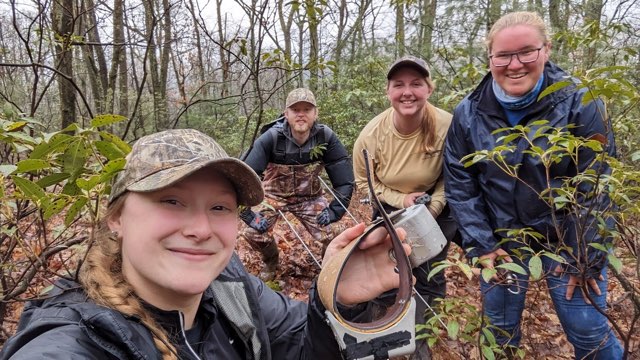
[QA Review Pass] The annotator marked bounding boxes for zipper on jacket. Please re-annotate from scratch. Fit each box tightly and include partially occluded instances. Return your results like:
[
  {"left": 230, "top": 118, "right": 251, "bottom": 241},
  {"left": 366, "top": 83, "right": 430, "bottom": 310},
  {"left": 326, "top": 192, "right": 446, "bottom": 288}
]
[{"left": 179, "top": 311, "right": 203, "bottom": 360}]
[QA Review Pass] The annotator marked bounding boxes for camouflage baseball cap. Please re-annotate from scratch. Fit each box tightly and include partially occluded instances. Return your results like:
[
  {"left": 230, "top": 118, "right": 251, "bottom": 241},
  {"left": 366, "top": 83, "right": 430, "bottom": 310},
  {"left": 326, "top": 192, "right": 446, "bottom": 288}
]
[
  {"left": 387, "top": 55, "right": 430, "bottom": 79},
  {"left": 285, "top": 88, "right": 317, "bottom": 108},
  {"left": 109, "top": 129, "right": 263, "bottom": 206}
]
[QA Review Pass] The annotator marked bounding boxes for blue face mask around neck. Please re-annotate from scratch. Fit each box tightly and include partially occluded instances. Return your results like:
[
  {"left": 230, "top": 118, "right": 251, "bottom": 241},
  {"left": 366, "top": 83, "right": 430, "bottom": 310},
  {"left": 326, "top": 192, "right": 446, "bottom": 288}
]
[{"left": 492, "top": 73, "right": 545, "bottom": 110}]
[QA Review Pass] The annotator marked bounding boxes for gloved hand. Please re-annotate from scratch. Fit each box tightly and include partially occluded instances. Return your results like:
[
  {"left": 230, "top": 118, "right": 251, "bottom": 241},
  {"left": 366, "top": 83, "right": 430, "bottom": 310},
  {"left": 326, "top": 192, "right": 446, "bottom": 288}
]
[
  {"left": 317, "top": 207, "right": 337, "bottom": 226},
  {"left": 414, "top": 193, "right": 432, "bottom": 206},
  {"left": 239, "top": 208, "right": 269, "bottom": 233}
]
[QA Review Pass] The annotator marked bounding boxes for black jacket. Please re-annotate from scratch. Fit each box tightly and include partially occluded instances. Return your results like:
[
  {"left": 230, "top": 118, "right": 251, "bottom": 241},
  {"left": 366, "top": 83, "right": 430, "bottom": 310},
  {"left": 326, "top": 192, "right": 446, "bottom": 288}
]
[
  {"left": 444, "top": 62, "right": 616, "bottom": 273},
  {"left": 0, "top": 254, "right": 341, "bottom": 359},
  {"left": 244, "top": 119, "right": 354, "bottom": 219}
]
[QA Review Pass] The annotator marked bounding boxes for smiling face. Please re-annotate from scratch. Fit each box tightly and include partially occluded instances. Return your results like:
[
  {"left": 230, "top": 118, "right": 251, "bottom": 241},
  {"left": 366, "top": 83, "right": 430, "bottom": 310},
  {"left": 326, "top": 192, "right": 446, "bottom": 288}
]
[
  {"left": 386, "top": 67, "right": 433, "bottom": 122},
  {"left": 489, "top": 24, "right": 550, "bottom": 97},
  {"left": 284, "top": 101, "right": 317, "bottom": 138},
  {"left": 108, "top": 167, "right": 238, "bottom": 309}
]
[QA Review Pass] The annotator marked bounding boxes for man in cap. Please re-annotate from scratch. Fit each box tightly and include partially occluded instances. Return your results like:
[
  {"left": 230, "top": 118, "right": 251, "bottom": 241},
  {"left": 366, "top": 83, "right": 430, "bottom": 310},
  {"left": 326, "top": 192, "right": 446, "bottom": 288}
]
[{"left": 239, "top": 88, "right": 354, "bottom": 281}]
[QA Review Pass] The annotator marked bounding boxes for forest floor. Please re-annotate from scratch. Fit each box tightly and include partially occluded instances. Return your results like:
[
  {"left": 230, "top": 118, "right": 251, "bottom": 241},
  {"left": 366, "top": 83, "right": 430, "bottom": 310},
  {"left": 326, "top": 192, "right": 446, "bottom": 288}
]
[
  {"left": 237, "top": 193, "right": 640, "bottom": 360},
  {"left": 2, "top": 193, "right": 640, "bottom": 359}
]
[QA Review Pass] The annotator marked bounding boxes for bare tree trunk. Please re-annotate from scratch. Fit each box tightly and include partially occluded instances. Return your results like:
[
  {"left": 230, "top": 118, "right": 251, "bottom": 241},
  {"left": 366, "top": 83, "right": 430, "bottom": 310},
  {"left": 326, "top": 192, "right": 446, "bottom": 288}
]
[
  {"left": 306, "top": 0, "right": 320, "bottom": 91},
  {"left": 143, "top": 0, "right": 170, "bottom": 131},
  {"left": 78, "top": 5, "right": 101, "bottom": 114},
  {"left": 333, "top": 0, "right": 370, "bottom": 85},
  {"left": 278, "top": 0, "right": 294, "bottom": 90},
  {"left": 395, "top": 0, "right": 405, "bottom": 57},
  {"left": 79, "top": 0, "right": 106, "bottom": 114},
  {"left": 418, "top": 0, "right": 437, "bottom": 58},
  {"left": 584, "top": 0, "right": 604, "bottom": 67},
  {"left": 108, "top": 0, "right": 128, "bottom": 117},
  {"left": 549, "top": 0, "right": 569, "bottom": 56},
  {"left": 216, "top": 0, "right": 229, "bottom": 97},
  {"left": 485, "top": 0, "right": 503, "bottom": 35},
  {"left": 52, "top": 0, "right": 77, "bottom": 129},
  {"left": 186, "top": 0, "right": 207, "bottom": 98}
]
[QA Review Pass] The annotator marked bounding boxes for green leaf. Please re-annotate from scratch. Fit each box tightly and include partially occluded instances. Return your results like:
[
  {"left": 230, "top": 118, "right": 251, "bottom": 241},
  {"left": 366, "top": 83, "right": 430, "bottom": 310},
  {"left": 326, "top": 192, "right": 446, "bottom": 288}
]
[
  {"left": 102, "top": 158, "right": 126, "bottom": 175},
  {"left": 43, "top": 196, "right": 70, "bottom": 220},
  {"left": 36, "top": 172, "right": 70, "bottom": 188},
  {"left": 631, "top": 151, "right": 640, "bottom": 162},
  {"left": 91, "top": 114, "right": 127, "bottom": 128},
  {"left": 5, "top": 121, "right": 28, "bottom": 132},
  {"left": 62, "top": 139, "right": 88, "bottom": 172},
  {"left": 457, "top": 262, "right": 474, "bottom": 280},
  {"left": 29, "top": 133, "right": 74, "bottom": 159},
  {"left": 607, "top": 253, "right": 622, "bottom": 274},
  {"left": 447, "top": 320, "right": 460, "bottom": 340},
  {"left": 95, "top": 140, "right": 125, "bottom": 160},
  {"left": 427, "top": 264, "right": 449, "bottom": 281},
  {"left": 76, "top": 175, "right": 102, "bottom": 191},
  {"left": 65, "top": 196, "right": 88, "bottom": 226},
  {"left": 481, "top": 345, "right": 496, "bottom": 360},
  {"left": 62, "top": 181, "right": 81, "bottom": 196},
  {"left": 538, "top": 80, "right": 573, "bottom": 100},
  {"left": 496, "top": 262, "right": 527, "bottom": 275},
  {"left": 16, "top": 159, "right": 51, "bottom": 173},
  {"left": 481, "top": 268, "right": 497, "bottom": 283},
  {"left": 529, "top": 255, "right": 542, "bottom": 281},
  {"left": 541, "top": 252, "right": 566, "bottom": 264},
  {"left": 5, "top": 131, "right": 37, "bottom": 144},
  {"left": 100, "top": 131, "right": 131, "bottom": 154},
  {"left": 0, "top": 164, "right": 17, "bottom": 176},
  {"left": 39, "top": 284, "right": 54, "bottom": 296},
  {"left": 12, "top": 176, "right": 46, "bottom": 201},
  {"left": 589, "top": 243, "right": 608, "bottom": 252}
]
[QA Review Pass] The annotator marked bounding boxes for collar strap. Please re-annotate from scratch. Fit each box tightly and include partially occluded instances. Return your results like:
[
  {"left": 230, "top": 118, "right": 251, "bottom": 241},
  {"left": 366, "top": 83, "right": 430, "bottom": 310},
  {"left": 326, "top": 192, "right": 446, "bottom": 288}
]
[{"left": 317, "top": 149, "right": 415, "bottom": 359}]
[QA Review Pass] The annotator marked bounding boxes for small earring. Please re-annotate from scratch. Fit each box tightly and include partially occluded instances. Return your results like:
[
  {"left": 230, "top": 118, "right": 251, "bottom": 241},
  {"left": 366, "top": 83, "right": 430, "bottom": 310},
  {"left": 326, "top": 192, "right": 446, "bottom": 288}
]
[{"left": 111, "top": 230, "right": 119, "bottom": 238}]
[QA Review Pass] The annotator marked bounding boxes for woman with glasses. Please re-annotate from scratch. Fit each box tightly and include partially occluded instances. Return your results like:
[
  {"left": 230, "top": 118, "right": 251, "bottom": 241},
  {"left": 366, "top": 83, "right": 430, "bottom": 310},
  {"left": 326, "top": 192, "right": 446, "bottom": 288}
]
[{"left": 444, "top": 11, "right": 621, "bottom": 359}]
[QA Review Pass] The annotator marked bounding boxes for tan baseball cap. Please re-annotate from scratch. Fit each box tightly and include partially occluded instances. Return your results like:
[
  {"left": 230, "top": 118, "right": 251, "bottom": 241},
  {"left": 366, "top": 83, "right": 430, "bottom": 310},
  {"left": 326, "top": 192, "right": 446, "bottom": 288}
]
[
  {"left": 109, "top": 129, "right": 263, "bottom": 206},
  {"left": 387, "top": 55, "right": 430, "bottom": 79},
  {"left": 285, "top": 88, "right": 317, "bottom": 108}
]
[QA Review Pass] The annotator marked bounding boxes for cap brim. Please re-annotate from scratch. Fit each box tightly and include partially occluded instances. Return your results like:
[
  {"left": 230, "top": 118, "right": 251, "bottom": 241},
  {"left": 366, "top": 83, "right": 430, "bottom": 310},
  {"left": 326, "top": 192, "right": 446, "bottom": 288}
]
[
  {"left": 387, "top": 61, "right": 430, "bottom": 79},
  {"left": 287, "top": 100, "right": 316, "bottom": 108},
  {"left": 127, "top": 159, "right": 264, "bottom": 207}
]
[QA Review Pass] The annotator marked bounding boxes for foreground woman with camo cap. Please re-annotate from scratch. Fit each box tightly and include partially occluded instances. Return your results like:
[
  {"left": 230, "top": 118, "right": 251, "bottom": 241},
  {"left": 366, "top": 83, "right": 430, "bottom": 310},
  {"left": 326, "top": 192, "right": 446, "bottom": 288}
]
[{"left": 1, "top": 128, "right": 408, "bottom": 359}]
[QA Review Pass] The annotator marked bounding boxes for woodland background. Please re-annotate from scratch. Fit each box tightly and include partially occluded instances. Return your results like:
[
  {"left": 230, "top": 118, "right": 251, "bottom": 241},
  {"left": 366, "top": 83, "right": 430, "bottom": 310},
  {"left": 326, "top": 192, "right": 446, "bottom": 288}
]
[{"left": 1, "top": 0, "right": 640, "bottom": 358}]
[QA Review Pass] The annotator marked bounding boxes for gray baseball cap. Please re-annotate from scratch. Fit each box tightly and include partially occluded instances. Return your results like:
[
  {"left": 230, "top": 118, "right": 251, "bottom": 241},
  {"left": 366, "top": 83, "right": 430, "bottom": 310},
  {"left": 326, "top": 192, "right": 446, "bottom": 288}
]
[
  {"left": 109, "top": 129, "right": 263, "bottom": 206},
  {"left": 387, "top": 56, "right": 430, "bottom": 79},
  {"left": 285, "top": 88, "right": 317, "bottom": 108}
]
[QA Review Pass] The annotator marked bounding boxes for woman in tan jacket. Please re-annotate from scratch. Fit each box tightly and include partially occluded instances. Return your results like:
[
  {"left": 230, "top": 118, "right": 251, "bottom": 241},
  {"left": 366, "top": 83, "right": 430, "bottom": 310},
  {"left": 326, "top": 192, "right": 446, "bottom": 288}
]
[{"left": 353, "top": 55, "right": 461, "bottom": 359}]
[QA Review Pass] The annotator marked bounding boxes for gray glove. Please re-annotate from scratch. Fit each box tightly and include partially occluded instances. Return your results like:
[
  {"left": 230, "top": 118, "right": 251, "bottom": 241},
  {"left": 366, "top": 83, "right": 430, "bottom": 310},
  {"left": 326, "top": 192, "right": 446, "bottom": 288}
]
[
  {"left": 239, "top": 208, "right": 269, "bottom": 233},
  {"left": 414, "top": 193, "right": 432, "bottom": 206},
  {"left": 316, "top": 207, "right": 337, "bottom": 226}
]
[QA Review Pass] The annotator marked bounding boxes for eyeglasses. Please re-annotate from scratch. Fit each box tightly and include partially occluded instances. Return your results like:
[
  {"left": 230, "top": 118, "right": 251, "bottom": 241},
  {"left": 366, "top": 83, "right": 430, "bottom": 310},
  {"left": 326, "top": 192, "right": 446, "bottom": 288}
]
[{"left": 489, "top": 46, "right": 544, "bottom": 67}]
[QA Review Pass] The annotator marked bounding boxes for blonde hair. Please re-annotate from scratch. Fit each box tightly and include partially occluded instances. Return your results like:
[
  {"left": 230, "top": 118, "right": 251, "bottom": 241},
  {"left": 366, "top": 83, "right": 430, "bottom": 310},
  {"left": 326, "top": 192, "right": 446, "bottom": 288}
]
[
  {"left": 79, "top": 194, "right": 178, "bottom": 360},
  {"left": 421, "top": 77, "right": 438, "bottom": 153},
  {"left": 486, "top": 11, "right": 550, "bottom": 52}
]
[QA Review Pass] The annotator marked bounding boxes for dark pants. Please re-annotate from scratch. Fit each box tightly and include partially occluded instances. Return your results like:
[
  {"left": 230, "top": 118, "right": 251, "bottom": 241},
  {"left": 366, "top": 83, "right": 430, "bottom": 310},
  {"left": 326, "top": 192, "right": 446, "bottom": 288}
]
[{"left": 373, "top": 203, "right": 461, "bottom": 324}]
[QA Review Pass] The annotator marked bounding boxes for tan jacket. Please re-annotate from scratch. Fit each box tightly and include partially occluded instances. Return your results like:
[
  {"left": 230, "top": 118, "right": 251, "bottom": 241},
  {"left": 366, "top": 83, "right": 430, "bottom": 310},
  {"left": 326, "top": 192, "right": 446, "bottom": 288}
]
[{"left": 353, "top": 105, "right": 452, "bottom": 216}]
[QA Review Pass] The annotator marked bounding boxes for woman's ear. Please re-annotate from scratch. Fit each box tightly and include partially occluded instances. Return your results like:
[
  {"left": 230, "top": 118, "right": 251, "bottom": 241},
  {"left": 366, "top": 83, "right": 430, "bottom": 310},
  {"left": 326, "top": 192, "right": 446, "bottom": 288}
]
[{"left": 107, "top": 210, "right": 122, "bottom": 235}]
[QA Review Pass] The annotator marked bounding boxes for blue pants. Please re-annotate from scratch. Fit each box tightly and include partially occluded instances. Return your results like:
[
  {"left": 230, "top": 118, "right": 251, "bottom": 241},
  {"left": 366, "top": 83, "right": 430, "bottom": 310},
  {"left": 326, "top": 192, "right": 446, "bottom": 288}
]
[{"left": 480, "top": 254, "right": 622, "bottom": 359}]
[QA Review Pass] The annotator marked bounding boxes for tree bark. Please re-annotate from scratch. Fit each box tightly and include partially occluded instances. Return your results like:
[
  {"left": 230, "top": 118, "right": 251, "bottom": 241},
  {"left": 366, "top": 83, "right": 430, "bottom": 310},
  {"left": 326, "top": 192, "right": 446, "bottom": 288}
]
[
  {"left": 485, "top": 0, "right": 503, "bottom": 35},
  {"left": 418, "top": 0, "right": 437, "bottom": 59},
  {"left": 52, "top": 0, "right": 77, "bottom": 129},
  {"left": 395, "top": 0, "right": 405, "bottom": 57}
]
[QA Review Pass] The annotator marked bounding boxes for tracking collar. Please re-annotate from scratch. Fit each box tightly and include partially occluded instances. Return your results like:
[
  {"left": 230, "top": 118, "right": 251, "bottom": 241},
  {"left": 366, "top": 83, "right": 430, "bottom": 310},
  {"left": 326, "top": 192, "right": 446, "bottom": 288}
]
[{"left": 318, "top": 149, "right": 416, "bottom": 360}]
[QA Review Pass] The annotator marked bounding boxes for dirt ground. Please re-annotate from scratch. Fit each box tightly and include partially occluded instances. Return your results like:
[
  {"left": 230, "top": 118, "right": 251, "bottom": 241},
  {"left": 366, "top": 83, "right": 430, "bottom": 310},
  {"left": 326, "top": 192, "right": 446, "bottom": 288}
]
[
  {"left": 237, "top": 208, "right": 640, "bottom": 360},
  {"left": 2, "top": 201, "right": 639, "bottom": 359}
]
